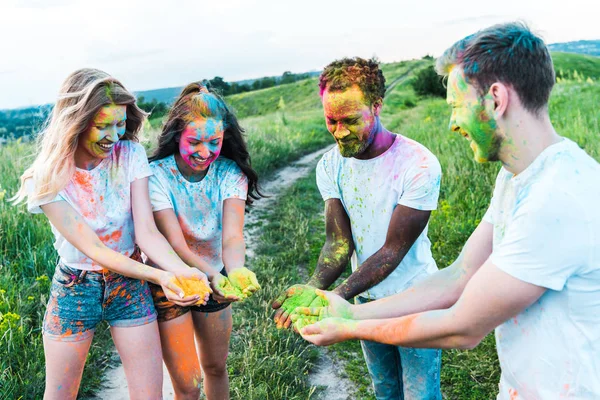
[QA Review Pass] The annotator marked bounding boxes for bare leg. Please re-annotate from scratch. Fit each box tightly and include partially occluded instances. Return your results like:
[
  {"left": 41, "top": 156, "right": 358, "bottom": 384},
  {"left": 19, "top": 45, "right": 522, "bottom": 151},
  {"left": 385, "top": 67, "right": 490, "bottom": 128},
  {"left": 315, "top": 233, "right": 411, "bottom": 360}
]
[
  {"left": 110, "top": 321, "right": 164, "bottom": 400},
  {"left": 158, "top": 312, "right": 202, "bottom": 400},
  {"left": 43, "top": 334, "right": 93, "bottom": 400},
  {"left": 192, "top": 307, "right": 232, "bottom": 400}
]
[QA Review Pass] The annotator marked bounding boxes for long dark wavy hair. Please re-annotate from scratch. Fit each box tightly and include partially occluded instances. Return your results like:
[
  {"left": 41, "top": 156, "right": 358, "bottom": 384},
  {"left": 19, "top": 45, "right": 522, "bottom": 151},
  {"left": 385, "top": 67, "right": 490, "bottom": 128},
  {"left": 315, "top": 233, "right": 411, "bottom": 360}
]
[{"left": 149, "top": 82, "right": 262, "bottom": 205}]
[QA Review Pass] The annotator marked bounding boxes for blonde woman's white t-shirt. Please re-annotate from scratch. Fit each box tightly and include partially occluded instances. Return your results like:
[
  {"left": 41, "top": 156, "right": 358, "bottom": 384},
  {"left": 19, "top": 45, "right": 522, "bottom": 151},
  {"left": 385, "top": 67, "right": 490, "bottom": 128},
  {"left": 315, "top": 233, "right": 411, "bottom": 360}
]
[
  {"left": 147, "top": 155, "right": 248, "bottom": 271},
  {"left": 27, "top": 140, "right": 152, "bottom": 271},
  {"left": 483, "top": 139, "right": 600, "bottom": 399},
  {"left": 316, "top": 134, "right": 442, "bottom": 299}
]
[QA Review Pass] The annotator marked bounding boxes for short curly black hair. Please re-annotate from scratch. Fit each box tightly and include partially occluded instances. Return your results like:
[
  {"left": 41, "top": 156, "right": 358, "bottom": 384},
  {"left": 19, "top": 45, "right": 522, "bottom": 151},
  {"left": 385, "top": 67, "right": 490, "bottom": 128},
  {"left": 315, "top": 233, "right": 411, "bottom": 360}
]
[{"left": 319, "top": 57, "right": 386, "bottom": 105}]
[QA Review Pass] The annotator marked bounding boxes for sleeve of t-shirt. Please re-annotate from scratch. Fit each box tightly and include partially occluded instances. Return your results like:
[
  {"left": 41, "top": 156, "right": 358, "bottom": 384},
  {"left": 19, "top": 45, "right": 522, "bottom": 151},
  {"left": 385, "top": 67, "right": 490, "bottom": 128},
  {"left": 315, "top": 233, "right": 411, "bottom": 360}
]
[
  {"left": 316, "top": 154, "right": 340, "bottom": 201},
  {"left": 128, "top": 141, "right": 152, "bottom": 182},
  {"left": 221, "top": 162, "right": 248, "bottom": 200},
  {"left": 148, "top": 171, "right": 174, "bottom": 212},
  {"left": 490, "top": 191, "right": 589, "bottom": 291},
  {"left": 483, "top": 168, "right": 509, "bottom": 224},
  {"left": 25, "top": 178, "right": 65, "bottom": 214},
  {"left": 397, "top": 154, "right": 442, "bottom": 211}
]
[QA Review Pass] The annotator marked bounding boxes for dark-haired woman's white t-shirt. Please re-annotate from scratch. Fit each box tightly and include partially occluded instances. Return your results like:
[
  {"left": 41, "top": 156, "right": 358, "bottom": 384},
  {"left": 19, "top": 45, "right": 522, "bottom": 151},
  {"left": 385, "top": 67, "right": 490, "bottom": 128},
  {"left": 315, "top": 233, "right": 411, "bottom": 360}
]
[{"left": 148, "top": 155, "right": 248, "bottom": 271}]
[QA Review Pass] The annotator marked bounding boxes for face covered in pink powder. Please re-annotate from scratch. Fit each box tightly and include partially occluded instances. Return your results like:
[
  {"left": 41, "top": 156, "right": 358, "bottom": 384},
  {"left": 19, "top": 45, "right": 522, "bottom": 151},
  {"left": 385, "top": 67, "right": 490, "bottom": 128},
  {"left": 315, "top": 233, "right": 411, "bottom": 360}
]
[{"left": 178, "top": 117, "right": 224, "bottom": 173}]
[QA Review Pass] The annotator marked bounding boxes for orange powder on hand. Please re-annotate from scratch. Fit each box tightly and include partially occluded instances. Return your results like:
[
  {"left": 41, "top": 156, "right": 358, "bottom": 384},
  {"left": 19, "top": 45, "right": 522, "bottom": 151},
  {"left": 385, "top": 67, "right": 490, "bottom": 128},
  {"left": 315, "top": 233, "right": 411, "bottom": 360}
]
[{"left": 175, "top": 278, "right": 212, "bottom": 305}]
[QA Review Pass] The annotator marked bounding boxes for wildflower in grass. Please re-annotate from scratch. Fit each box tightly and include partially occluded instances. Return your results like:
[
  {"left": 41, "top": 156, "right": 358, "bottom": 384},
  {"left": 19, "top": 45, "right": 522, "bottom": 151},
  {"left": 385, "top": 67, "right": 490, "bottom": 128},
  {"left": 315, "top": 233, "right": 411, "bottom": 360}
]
[
  {"left": 35, "top": 275, "right": 49, "bottom": 283},
  {"left": 28, "top": 296, "right": 35, "bottom": 301},
  {"left": 0, "top": 312, "right": 21, "bottom": 332}
]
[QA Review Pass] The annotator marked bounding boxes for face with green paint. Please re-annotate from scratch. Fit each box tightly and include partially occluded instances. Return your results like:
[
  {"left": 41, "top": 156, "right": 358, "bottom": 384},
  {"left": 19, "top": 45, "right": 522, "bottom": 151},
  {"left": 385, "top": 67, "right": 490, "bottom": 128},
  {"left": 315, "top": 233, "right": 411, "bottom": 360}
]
[
  {"left": 322, "top": 85, "right": 381, "bottom": 158},
  {"left": 77, "top": 104, "right": 127, "bottom": 166},
  {"left": 446, "top": 67, "right": 501, "bottom": 163},
  {"left": 178, "top": 117, "right": 224, "bottom": 174}
]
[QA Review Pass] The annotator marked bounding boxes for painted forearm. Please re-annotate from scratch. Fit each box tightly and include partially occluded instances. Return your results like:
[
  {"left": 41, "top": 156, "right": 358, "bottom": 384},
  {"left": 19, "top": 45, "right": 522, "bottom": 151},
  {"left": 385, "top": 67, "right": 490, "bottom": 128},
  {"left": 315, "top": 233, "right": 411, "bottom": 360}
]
[
  {"left": 89, "top": 243, "right": 165, "bottom": 284},
  {"left": 351, "top": 262, "right": 467, "bottom": 320},
  {"left": 222, "top": 235, "right": 246, "bottom": 273},
  {"left": 333, "top": 246, "right": 403, "bottom": 300},
  {"left": 136, "top": 230, "right": 190, "bottom": 274},
  {"left": 354, "top": 309, "right": 480, "bottom": 350},
  {"left": 307, "top": 238, "right": 352, "bottom": 290}
]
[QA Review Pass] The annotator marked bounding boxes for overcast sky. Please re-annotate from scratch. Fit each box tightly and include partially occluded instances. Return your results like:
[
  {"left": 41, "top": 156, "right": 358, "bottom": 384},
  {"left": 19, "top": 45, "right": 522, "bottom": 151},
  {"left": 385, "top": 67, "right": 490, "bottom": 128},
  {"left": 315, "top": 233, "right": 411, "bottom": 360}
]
[{"left": 1, "top": 0, "right": 598, "bottom": 109}]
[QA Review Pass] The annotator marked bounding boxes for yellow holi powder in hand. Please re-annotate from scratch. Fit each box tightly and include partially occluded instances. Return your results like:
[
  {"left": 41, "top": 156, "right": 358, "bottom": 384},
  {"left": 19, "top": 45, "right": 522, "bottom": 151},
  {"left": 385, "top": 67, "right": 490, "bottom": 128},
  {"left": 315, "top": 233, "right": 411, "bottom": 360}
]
[
  {"left": 228, "top": 267, "right": 261, "bottom": 297},
  {"left": 175, "top": 278, "right": 212, "bottom": 305}
]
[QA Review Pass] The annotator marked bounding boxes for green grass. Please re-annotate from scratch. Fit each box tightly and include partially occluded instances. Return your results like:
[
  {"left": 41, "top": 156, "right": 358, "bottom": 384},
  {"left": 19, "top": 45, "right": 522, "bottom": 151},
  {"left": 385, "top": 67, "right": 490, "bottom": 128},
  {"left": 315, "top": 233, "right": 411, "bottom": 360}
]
[
  {"left": 552, "top": 51, "right": 600, "bottom": 80},
  {"left": 1, "top": 51, "right": 599, "bottom": 398}
]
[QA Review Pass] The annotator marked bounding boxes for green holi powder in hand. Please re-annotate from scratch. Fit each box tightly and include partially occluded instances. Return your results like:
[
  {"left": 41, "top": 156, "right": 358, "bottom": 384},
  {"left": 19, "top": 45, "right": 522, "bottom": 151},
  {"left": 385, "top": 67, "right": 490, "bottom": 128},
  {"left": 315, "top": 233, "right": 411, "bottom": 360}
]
[
  {"left": 216, "top": 277, "right": 244, "bottom": 299},
  {"left": 281, "top": 286, "right": 328, "bottom": 314}
]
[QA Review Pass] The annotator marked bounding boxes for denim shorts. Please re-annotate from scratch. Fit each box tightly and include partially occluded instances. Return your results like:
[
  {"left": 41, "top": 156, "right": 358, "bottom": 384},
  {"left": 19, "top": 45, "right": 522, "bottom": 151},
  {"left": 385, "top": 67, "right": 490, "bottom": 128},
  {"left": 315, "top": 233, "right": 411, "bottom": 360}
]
[
  {"left": 43, "top": 250, "right": 157, "bottom": 342},
  {"left": 149, "top": 268, "right": 230, "bottom": 322}
]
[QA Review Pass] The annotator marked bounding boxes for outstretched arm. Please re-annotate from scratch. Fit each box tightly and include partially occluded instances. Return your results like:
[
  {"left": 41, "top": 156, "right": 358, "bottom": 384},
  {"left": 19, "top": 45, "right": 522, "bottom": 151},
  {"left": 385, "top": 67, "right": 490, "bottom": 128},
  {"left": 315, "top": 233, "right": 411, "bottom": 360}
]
[
  {"left": 293, "top": 221, "right": 494, "bottom": 328},
  {"left": 40, "top": 199, "right": 200, "bottom": 306},
  {"left": 272, "top": 198, "right": 353, "bottom": 329},
  {"left": 331, "top": 204, "right": 430, "bottom": 300},
  {"left": 352, "top": 220, "right": 494, "bottom": 319},
  {"left": 307, "top": 198, "right": 355, "bottom": 290},
  {"left": 302, "top": 259, "right": 546, "bottom": 349}
]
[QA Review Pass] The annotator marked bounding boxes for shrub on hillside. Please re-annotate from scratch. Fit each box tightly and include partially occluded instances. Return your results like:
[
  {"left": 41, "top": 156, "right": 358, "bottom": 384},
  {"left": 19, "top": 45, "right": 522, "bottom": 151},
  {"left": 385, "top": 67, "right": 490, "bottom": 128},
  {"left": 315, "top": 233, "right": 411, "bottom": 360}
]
[{"left": 411, "top": 66, "right": 446, "bottom": 98}]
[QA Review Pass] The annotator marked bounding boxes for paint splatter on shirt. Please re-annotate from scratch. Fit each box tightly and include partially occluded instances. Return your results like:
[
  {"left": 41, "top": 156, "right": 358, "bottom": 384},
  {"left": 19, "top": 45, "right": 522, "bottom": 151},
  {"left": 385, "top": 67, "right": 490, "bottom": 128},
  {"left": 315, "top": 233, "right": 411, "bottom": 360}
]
[
  {"left": 316, "top": 134, "right": 442, "bottom": 299},
  {"left": 148, "top": 155, "right": 247, "bottom": 271},
  {"left": 27, "top": 140, "right": 152, "bottom": 271},
  {"left": 484, "top": 138, "right": 600, "bottom": 399}
]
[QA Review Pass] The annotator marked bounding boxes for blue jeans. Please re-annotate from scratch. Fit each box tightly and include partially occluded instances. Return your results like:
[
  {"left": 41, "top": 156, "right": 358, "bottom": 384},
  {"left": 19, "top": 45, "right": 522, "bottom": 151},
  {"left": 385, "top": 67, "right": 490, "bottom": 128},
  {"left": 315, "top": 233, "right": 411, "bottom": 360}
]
[{"left": 357, "top": 296, "right": 442, "bottom": 400}]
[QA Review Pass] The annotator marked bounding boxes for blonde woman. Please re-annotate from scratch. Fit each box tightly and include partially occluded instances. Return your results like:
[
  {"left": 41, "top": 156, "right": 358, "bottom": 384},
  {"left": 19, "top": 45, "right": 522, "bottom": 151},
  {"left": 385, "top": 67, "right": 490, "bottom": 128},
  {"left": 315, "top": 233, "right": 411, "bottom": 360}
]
[
  {"left": 13, "top": 68, "right": 210, "bottom": 400},
  {"left": 146, "top": 83, "right": 261, "bottom": 399}
]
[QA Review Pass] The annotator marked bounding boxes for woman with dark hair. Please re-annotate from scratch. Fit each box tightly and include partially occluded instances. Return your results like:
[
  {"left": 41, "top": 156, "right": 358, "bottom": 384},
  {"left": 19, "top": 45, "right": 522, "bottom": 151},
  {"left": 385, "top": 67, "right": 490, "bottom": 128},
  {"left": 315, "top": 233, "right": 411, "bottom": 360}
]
[{"left": 146, "top": 82, "right": 262, "bottom": 399}]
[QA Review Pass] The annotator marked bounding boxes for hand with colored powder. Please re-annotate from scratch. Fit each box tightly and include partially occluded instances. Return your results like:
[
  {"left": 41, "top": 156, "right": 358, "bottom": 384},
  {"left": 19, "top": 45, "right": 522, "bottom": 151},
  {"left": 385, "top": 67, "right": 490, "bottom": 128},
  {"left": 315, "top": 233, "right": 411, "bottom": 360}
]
[
  {"left": 271, "top": 284, "right": 328, "bottom": 329},
  {"left": 168, "top": 268, "right": 212, "bottom": 306},
  {"left": 299, "top": 317, "right": 359, "bottom": 346},
  {"left": 227, "top": 267, "right": 261, "bottom": 299},
  {"left": 211, "top": 273, "right": 243, "bottom": 302},
  {"left": 292, "top": 289, "right": 354, "bottom": 323}
]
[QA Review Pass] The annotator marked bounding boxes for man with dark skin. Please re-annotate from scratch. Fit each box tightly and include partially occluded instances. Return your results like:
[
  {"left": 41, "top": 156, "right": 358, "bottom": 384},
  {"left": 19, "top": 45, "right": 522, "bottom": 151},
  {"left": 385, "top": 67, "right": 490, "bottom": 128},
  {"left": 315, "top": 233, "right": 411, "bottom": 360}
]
[{"left": 272, "top": 57, "right": 443, "bottom": 399}]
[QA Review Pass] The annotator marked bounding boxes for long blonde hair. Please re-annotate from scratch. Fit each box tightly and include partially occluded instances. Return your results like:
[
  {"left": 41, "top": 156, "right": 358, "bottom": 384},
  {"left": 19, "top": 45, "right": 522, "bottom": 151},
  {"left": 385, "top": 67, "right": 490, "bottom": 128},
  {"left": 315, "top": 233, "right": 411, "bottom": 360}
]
[{"left": 12, "top": 68, "right": 147, "bottom": 204}]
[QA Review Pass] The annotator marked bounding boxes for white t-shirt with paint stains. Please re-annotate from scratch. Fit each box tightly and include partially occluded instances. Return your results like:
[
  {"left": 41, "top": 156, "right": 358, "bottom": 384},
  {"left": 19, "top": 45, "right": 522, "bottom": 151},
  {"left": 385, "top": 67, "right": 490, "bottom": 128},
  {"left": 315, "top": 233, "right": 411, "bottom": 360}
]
[
  {"left": 148, "top": 155, "right": 248, "bottom": 271},
  {"left": 27, "top": 140, "right": 152, "bottom": 271},
  {"left": 483, "top": 139, "right": 600, "bottom": 399},
  {"left": 316, "top": 134, "right": 442, "bottom": 299}
]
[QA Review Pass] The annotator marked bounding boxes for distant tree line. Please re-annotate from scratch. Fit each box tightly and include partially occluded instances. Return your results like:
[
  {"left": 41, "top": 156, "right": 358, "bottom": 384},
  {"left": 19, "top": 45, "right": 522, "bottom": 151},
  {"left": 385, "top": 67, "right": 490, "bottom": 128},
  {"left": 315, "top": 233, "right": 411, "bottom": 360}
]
[
  {"left": 0, "top": 105, "right": 51, "bottom": 141},
  {"left": 206, "top": 71, "right": 313, "bottom": 96}
]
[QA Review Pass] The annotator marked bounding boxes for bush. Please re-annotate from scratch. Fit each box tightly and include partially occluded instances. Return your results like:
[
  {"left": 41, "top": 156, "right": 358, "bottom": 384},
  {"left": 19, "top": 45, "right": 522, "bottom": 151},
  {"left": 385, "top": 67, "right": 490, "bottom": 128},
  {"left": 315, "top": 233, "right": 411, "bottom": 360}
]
[{"left": 411, "top": 66, "right": 446, "bottom": 98}]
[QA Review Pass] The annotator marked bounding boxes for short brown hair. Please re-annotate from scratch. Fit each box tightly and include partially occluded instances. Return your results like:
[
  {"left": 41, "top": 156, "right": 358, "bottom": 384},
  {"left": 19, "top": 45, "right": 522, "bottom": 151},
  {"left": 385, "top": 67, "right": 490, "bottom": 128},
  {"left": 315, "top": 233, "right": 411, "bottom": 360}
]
[
  {"left": 436, "top": 22, "right": 555, "bottom": 114},
  {"left": 319, "top": 57, "right": 386, "bottom": 105}
]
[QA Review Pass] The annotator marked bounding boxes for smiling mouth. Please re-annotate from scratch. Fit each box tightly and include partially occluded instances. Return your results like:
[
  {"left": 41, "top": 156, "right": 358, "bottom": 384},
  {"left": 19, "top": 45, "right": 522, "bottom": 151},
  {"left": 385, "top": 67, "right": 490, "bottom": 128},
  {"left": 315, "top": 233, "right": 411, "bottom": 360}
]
[
  {"left": 191, "top": 154, "right": 210, "bottom": 164},
  {"left": 97, "top": 142, "right": 115, "bottom": 151}
]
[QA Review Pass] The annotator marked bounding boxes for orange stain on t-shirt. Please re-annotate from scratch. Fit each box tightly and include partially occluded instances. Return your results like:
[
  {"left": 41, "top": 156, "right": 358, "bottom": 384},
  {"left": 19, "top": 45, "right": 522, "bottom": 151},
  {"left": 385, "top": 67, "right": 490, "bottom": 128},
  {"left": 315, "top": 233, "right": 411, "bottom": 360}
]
[{"left": 99, "top": 230, "right": 123, "bottom": 243}]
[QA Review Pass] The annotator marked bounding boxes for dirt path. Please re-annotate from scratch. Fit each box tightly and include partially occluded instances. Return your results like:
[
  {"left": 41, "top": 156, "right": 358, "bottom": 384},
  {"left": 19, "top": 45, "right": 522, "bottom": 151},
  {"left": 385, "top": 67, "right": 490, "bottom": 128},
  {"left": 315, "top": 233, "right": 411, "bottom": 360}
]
[{"left": 91, "top": 145, "right": 355, "bottom": 400}]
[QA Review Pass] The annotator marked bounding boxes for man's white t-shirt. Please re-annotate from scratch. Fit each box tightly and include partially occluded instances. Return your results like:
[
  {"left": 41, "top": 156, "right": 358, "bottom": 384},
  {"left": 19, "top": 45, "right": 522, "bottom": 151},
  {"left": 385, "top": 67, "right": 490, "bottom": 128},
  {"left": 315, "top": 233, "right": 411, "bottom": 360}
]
[
  {"left": 316, "top": 134, "right": 442, "bottom": 299},
  {"left": 483, "top": 139, "right": 600, "bottom": 399},
  {"left": 148, "top": 155, "right": 248, "bottom": 271},
  {"left": 27, "top": 140, "right": 152, "bottom": 271}
]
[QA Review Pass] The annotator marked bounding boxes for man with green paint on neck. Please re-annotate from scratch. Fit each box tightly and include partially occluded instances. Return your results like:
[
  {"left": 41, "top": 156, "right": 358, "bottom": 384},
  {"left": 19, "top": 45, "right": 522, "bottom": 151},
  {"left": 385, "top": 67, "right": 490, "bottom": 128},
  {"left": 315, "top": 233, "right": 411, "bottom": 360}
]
[
  {"left": 272, "top": 57, "right": 443, "bottom": 399},
  {"left": 296, "top": 23, "right": 600, "bottom": 399}
]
